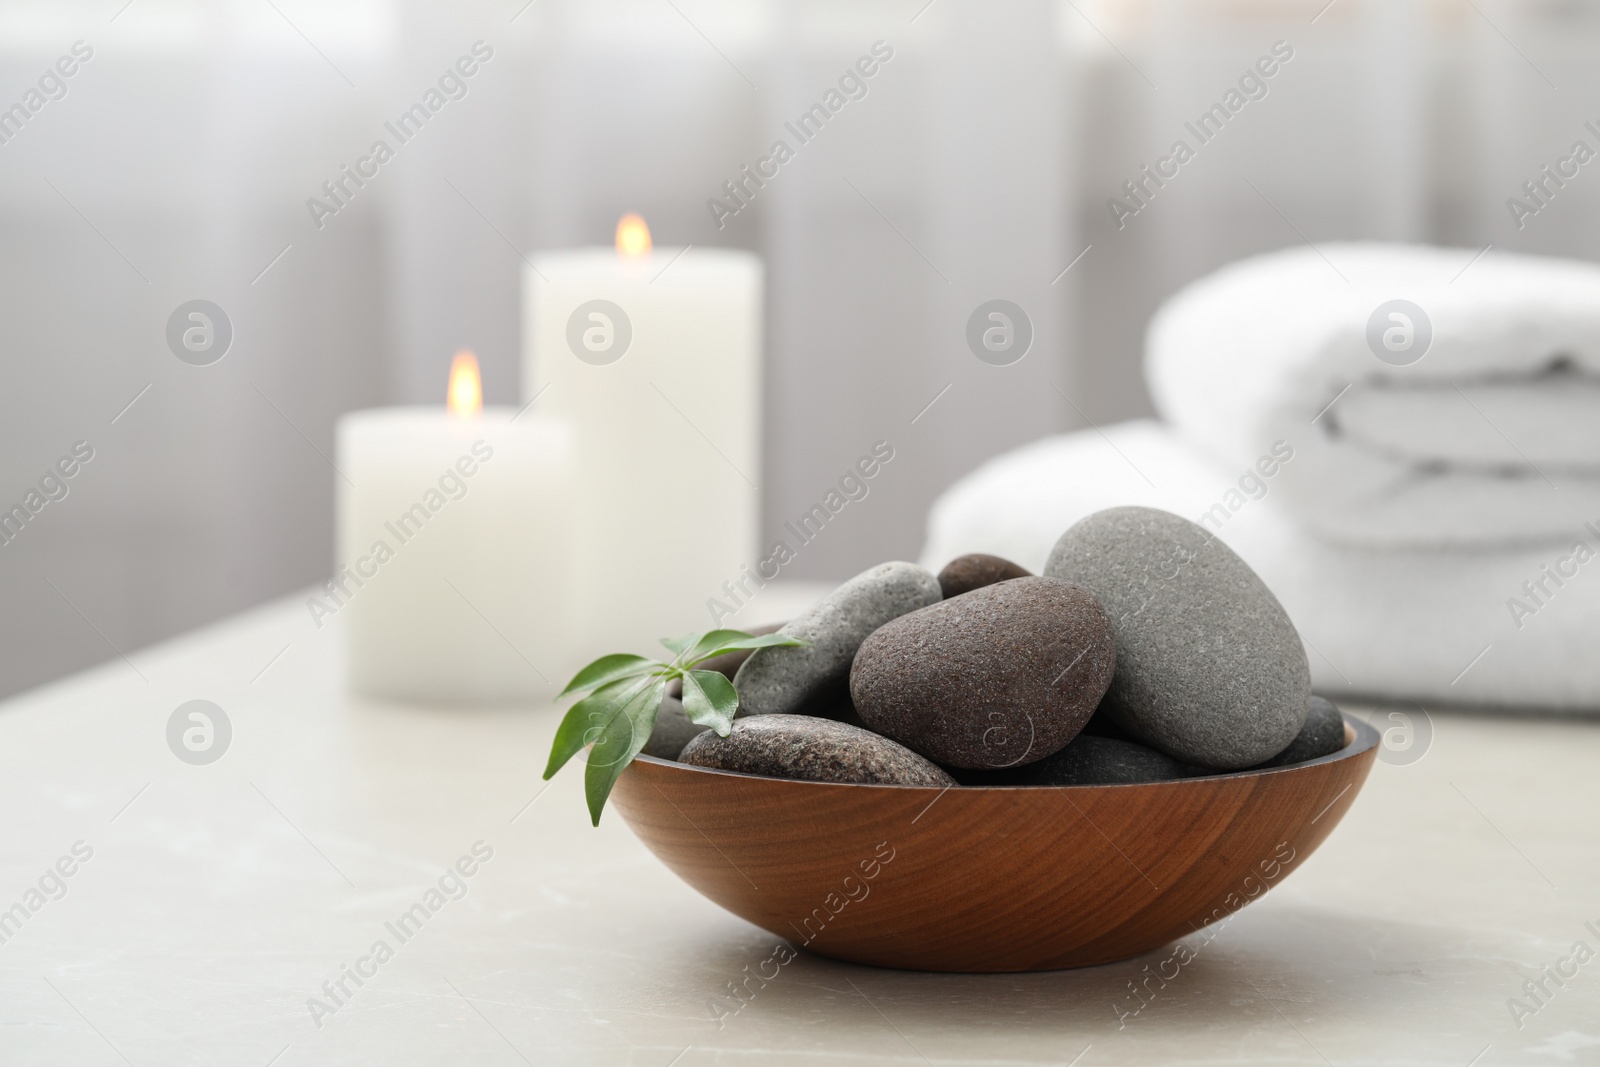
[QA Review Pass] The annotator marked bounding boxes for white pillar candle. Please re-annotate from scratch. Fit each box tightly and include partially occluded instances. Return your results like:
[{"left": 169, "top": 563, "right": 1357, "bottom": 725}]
[
  {"left": 333, "top": 355, "right": 576, "bottom": 704},
  {"left": 524, "top": 218, "right": 762, "bottom": 660}
]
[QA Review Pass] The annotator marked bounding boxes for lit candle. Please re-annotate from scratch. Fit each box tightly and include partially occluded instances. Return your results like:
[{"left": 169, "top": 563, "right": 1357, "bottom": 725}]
[
  {"left": 333, "top": 352, "right": 576, "bottom": 704},
  {"left": 524, "top": 216, "right": 762, "bottom": 659}
]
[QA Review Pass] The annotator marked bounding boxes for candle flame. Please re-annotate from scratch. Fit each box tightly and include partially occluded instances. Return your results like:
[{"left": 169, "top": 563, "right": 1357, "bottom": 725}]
[
  {"left": 447, "top": 350, "right": 482, "bottom": 418},
  {"left": 615, "top": 213, "right": 652, "bottom": 259}
]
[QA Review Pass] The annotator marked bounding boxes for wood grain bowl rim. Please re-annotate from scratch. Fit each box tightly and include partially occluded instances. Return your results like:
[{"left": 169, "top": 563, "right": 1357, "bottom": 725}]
[{"left": 635, "top": 710, "right": 1382, "bottom": 789}]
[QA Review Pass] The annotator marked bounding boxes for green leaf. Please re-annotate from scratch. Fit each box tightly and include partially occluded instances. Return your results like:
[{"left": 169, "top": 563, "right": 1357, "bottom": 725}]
[
  {"left": 684, "top": 630, "right": 810, "bottom": 666},
  {"left": 676, "top": 629, "right": 755, "bottom": 663},
  {"left": 681, "top": 669, "right": 739, "bottom": 735},
  {"left": 557, "top": 653, "right": 656, "bottom": 698},
  {"left": 659, "top": 634, "right": 695, "bottom": 657},
  {"left": 543, "top": 629, "right": 814, "bottom": 826},
  {"left": 584, "top": 677, "right": 668, "bottom": 825},
  {"left": 543, "top": 677, "right": 643, "bottom": 779}
]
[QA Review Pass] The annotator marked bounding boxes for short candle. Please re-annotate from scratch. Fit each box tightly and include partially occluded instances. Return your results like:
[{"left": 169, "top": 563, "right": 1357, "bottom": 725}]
[{"left": 333, "top": 352, "right": 576, "bottom": 704}]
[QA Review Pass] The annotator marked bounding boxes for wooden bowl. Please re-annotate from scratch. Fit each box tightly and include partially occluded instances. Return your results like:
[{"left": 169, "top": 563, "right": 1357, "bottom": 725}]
[{"left": 612, "top": 713, "right": 1379, "bottom": 972}]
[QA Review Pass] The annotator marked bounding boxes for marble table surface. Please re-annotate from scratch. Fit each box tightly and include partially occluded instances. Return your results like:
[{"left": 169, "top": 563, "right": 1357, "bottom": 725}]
[{"left": 2, "top": 584, "right": 1598, "bottom": 1066}]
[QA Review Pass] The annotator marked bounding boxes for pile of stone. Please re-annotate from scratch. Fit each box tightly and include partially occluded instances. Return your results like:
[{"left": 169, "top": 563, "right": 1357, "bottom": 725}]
[{"left": 657, "top": 507, "right": 1347, "bottom": 787}]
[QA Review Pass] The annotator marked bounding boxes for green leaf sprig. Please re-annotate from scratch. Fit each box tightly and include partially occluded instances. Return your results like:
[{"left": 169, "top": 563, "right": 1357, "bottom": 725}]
[{"left": 543, "top": 629, "right": 807, "bottom": 825}]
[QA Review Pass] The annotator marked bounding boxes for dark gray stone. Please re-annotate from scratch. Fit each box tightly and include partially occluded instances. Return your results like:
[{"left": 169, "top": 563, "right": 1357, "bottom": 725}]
[
  {"left": 956, "top": 734, "right": 1190, "bottom": 786},
  {"left": 937, "top": 553, "right": 1031, "bottom": 599},
  {"left": 1044, "top": 506, "right": 1310, "bottom": 770},
  {"left": 642, "top": 694, "right": 709, "bottom": 760},
  {"left": 678, "top": 714, "right": 956, "bottom": 786},
  {"left": 849, "top": 576, "right": 1116, "bottom": 770},
  {"left": 733, "top": 562, "right": 941, "bottom": 718},
  {"left": 1256, "top": 696, "right": 1347, "bottom": 768},
  {"left": 790, "top": 677, "right": 869, "bottom": 730},
  {"left": 1078, "top": 704, "right": 1131, "bottom": 740}
]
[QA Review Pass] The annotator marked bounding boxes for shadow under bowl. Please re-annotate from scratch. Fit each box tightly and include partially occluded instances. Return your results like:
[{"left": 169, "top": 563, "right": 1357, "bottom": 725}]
[{"left": 611, "top": 713, "right": 1380, "bottom": 972}]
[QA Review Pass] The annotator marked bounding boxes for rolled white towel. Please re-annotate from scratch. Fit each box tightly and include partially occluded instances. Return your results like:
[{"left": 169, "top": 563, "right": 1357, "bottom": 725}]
[
  {"left": 920, "top": 420, "right": 1600, "bottom": 711},
  {"left": 1146, "top": 243, "right": 1600, "bottom": 549}
]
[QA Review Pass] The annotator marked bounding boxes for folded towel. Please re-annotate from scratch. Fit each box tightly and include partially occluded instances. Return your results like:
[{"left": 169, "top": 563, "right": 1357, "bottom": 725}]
[
  {"left": 920, "top": 421, "right": 1600, "bottom": 711},
  {"left": 1146, "top": 243, "right": 1600, "bottom": 549}
]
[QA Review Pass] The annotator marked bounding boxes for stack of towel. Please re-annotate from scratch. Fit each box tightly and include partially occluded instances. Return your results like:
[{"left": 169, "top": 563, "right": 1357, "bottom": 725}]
[{"left": 921, "top": 245, "right": 1600, "bottom": 710}]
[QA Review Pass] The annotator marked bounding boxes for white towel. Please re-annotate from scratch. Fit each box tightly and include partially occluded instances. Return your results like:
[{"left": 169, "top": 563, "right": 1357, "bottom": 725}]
[
  {"left": 1146, "top": 243, "right": 1600, "bottom": 549},
  {"left": 920, "top": 421, "right": 1600, "bottom": 711}
]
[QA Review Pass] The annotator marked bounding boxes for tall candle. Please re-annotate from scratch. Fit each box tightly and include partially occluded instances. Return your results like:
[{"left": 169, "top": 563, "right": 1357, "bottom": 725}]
[
  {"left": 524, "top": 217, "right": 762, "bottom": 660},
  {"left": 333, "top": 353, "right": 576, "bottom": 704}
]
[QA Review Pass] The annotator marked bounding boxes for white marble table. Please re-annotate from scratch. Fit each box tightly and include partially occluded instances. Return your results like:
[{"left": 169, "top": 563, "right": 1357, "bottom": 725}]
[{"left": 2, "top": 585, "right": 1598, "bottom": 1066}]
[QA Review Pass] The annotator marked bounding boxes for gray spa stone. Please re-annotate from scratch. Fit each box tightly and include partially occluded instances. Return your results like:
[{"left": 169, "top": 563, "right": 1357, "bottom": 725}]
[
  {"left": 850, "top": 577, "right": 1116, "bottom": 770},
  {"left": 957, "top": 733, "right": 1190, "bottom": 786},
  {"left": 1256, "top": 695, "right": 1346, "bottom": 768},
  {"left": 678, "top": 714, "right": 956, "bottom": 786},
  {"left": 936, "top": 553, "right": 1032, "bottom": 599},
  {"left": 1043, "top": 506, "right": 1310, "bottom": 770},
  {"left": 732, "top": 561, "right": 942, "bottom": 718},
  {"left": 642, "top": 694, "right": 709, "bottom": 761}
]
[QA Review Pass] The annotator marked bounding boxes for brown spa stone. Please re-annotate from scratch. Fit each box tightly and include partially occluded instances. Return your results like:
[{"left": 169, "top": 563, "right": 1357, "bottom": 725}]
[
  {"left": 936, "top": 553, "right": 1032, "bottom": 599},
  {"left": 678, "top": 714, "right": 955, "bottom": 786},
  {"left": 733, "top": 562, "right": 942, "bottom": 718},
  {"left": 849, "top": 576, "right": 1116, "bottom": 770}
]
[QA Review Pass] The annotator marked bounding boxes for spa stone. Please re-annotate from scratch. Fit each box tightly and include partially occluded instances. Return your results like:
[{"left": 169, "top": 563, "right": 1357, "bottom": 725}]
[
  {"left": 1078, "top": 706, "right": 1132, "bottom": 740},
  {"left": 791, "top": 677, "right": 870, "bottom": 730},
  {"left": 733, "top": 562, "right": 941, "bottom": 717},
  {"left": 678, "top": 714, "right": 955, "bottom": 787},
  {"left": 642, "top": 694, "right": 708, "bottom": 760},
  {"left": 957, "top": 733, "right": 1190, "bottom": 786},
  {"left": 849, "top": 576, "right": 1116, "bottom": 770},
  {"left": 936, "top": 553, "right": 1032, "bottom": 599},
  {"left": 1044, "top": 506, "right": 1309, "bottom": 770},
  {"left": 1257, "top": 695, "right": 1346, "bottom": 767}
]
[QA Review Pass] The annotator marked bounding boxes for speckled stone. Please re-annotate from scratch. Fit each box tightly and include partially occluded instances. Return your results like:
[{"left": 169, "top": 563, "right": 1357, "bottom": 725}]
[
  {"left": 849, "top": 576, "right": 1116, "bottom": 770},
  {"left": 678, "top": 714, "right": 956, "bottom": 786},
  {"left": 1044, "top": 506, "right": 1309, "bottom": 770},
  {"left": 642, "top": 694, "right": 708, "bottom": 760},
  {"left": 936, "top": 553, "right": 1032, "bottom": 599},
  {"left": 955, "top": 733, "right": 1190, "bottom": 786},
  {"left": 733, "top": 562, "right": 942, "bottom": 718},
  {"left": 1256, "top": 696, "right": 1347, "bottom": 768}
]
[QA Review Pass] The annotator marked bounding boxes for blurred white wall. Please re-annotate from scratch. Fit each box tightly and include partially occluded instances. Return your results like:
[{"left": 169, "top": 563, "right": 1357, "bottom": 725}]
[{"left": 1, "top": 0, "right": 1598, "bottom": 697}]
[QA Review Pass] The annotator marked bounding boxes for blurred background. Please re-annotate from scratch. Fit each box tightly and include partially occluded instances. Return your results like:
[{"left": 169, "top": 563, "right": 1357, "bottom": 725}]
[{"left": 1, "top": 0, "right": 1596, "bottom": 699}]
